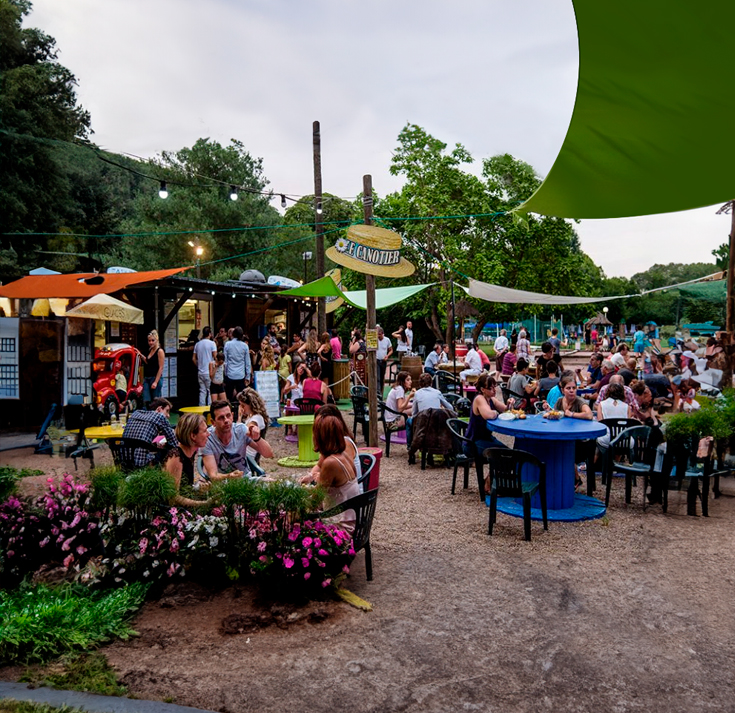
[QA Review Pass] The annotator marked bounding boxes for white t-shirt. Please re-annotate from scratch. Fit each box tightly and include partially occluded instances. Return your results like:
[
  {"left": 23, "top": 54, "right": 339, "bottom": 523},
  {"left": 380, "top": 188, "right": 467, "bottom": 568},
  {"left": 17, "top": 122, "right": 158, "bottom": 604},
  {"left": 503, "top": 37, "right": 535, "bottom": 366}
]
[
  {"left": 286, "top": 374, "right": 303, "bottom": 402},
  {"left": 202, "top": 423, "right": 252, "bottom": 475},
  {"left": 194, "top": 338, "right": 216, "bottom": 376},
  {"left": 405, "top": 328, "right": 414, "bottom": 351},
  {"left": 376, "top": 336, "right": 392, "bottom": 360},
  {"left": 610, "top": 352, "right": 626, "bottom": 369},
  {"left": 464, "top": 348, "right": 482, "bottom": 373},
  {"left": 494, "top": 335, "right": 509, "bottom": 352},
  {"left": 385, "top": 385, "right": 405, "bottom": 422},
  {"left": 244, "top": 413, "right": 266, "bottom": 458}
]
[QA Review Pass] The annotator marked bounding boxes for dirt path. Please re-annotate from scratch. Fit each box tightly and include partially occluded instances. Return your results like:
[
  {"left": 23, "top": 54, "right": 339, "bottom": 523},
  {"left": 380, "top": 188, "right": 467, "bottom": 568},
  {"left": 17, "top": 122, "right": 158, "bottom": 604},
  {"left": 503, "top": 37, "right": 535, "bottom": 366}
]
[{"left": 4, "top": 428, "right": 735, "bottom": 712}]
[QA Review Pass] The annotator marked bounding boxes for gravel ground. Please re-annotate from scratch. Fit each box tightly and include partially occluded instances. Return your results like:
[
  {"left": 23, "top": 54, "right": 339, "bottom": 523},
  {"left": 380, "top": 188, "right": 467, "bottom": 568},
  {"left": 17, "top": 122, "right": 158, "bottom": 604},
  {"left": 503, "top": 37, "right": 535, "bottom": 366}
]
[{"left": 3, "top": 423, "right": 735, "bottom": 712}]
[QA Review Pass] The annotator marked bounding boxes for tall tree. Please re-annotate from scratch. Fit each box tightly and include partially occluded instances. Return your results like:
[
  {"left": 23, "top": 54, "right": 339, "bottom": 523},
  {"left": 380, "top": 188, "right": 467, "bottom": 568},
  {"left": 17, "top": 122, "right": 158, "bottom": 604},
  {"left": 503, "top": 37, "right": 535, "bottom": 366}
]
[
  {"left": 108, "top": 138, "right": 282, "bottom": 279},
  {"left": 0, "top": 0, "right": 92, "bottom": 279}
]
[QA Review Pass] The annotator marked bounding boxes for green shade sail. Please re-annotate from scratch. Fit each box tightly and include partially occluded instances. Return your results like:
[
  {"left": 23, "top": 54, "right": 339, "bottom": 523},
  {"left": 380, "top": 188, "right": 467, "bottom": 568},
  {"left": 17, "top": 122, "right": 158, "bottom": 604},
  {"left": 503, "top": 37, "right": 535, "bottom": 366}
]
[
  {"left": 677, "top": 280, "right": 726, "bottom": 301},
  {"left": 518, "top": 0, "right": 735, "bottom": 219},
  {"left": 280, "top": 277, "right": 433, "bottom": 310}
]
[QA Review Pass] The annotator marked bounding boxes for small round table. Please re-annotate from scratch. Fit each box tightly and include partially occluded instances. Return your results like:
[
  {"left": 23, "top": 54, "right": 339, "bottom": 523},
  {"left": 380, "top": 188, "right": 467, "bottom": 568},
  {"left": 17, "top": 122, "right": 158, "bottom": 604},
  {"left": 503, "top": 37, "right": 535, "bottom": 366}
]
[
  {"left": 180, "top": 405, "right": 213, "bottom": 424},
  {"left": 486, "top": 414, "right": 607, "bottom": 522},
  {"left": 277, "top": 414, "right": 318, "bottom": 467},
  {"left": 81, "top": 424, "right": 126, "bottom": 440}
]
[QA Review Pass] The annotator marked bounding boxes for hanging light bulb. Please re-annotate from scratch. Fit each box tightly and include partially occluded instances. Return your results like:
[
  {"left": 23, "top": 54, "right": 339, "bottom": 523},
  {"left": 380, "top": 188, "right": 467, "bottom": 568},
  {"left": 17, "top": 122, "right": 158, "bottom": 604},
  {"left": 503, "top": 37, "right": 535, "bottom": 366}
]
[
  {"left": 281, "top": 194, "right": 287, "bottom": 208},
  {"left": 158, "top": 181, "right": 168, "bottom": 199},
  {"left": 229, "top": 185, "right": 238, "bottom": 201},
  {"left": 316, "top": 199, "right": 323, "bottom": 215}
]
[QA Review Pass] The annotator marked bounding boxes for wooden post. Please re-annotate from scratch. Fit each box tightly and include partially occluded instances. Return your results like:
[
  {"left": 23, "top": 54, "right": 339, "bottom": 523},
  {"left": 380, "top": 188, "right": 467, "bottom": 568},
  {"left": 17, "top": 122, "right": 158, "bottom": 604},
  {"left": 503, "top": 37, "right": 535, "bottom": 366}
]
[
  {"left": 450, "top": 278, "right": 456, "bottom": 360},
  {"left": 313, "top": 121, "right": 326, "bottom": 335},
  {"left": 363, "top": 175, "right": 379, "bottom": 448}
]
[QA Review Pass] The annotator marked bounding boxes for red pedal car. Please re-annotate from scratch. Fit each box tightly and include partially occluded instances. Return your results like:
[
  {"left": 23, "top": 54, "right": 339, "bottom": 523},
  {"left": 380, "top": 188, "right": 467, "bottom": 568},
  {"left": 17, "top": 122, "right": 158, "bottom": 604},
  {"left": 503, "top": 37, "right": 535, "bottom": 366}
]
[{"left": 92, "top": 343, "right": 145, "bottom": 420}]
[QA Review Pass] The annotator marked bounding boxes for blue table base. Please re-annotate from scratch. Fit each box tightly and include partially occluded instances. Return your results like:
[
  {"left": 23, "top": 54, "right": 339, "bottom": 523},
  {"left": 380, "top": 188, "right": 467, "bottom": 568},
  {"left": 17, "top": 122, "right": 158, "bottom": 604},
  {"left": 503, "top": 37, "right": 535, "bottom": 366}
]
[{"left": 494, "top": 493, "right": 607, "bottom": 522}]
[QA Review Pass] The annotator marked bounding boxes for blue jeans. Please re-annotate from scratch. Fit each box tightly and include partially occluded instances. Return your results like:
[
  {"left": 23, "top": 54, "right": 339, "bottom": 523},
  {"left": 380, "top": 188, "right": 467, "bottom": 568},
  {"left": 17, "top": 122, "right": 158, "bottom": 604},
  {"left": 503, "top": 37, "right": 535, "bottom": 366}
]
[{"left": 143, "top": 376, "right": 161, "bottom": 403}]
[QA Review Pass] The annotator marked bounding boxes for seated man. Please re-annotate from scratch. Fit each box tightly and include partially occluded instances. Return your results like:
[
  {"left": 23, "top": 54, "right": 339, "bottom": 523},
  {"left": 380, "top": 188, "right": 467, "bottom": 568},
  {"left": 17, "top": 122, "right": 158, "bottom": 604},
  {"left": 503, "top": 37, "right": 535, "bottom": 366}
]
[
  {"left": 596, "top": 374, "right": 637, "bottom": 418},
  {"left": 202, "top": 400, "right": 273, "bottom": 481},
  {"left": 535, "top": 359, "right": 560, "bottom": 401},
  {"left": 459, "top": 341, "right": 482, "bottom": 382},
  {"left": 424, "top": 342, "right": 444, "bottom": 376},
  {"left": 121, "top": 397, "right": 178, "bottom": 467},
  {"left": 535, "top": 341, "right": 562, "bottom": 379},
  {"left": 610, "top": 342, "right": 630, "bottom": 369},
  {"left": 577, "top": 353, "right": 603, "bottom": 391},
  {"left": 508, "top": 358, "right": 536, "bottom": 409}
]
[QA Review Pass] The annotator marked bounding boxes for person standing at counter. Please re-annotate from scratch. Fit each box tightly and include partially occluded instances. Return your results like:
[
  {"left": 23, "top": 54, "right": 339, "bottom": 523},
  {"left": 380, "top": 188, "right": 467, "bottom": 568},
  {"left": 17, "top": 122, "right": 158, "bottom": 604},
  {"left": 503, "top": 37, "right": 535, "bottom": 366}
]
[
  {"left": 224, "top": 326, "right": 251, "bottom": 399},
  {"left": 143, "top": 330, "right": 165, "bottom": 403},
  {"left": 330, "top": 329, "right": 342, "bottom": 359},
  {"left": 375, "top": 326, "right": 393, "bottom": 395}
]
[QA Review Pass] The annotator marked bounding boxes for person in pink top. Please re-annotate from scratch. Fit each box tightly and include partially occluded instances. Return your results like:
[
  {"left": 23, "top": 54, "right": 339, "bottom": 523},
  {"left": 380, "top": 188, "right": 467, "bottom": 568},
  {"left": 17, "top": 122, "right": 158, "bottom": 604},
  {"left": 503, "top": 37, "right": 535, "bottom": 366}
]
[
  {"left": 330, "top": 329, "right": 342, "bottom": 359},
  {"left": 301, "top": 361, "right": 329, "bottom": 403}
]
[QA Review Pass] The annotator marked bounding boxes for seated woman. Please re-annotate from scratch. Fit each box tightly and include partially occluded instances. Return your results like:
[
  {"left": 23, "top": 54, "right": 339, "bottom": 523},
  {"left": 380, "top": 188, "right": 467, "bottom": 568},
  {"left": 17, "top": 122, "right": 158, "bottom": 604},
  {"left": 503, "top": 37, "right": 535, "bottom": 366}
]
[
  {"left": 463, "top": 373, "right": 509, "bottom": 459},
  {"left": 237, "top": 388, "right": 270, "bottom": 473},
  {"left": 553, "top": 375, "right": 593, "bottom": 420},
  {"left": 301, "top": 361, "right": 329, "bottom": 404},
  {"left": 283, "top": 362, "right": 307, "bottom": 404},
  {"left": 164, "top": 412, "right": 237, "bottom": 508},
  {"left": 300, "top": 410, "right": 360, "bottom": 533},
  {"left": 385, "top": 371, "right": 414, "bottom": 425},
  {"left": 595, "top": 382, "right": 634, "bottom": 450},
  {"left": 501, "top": 344, "right": 517, "bottom": 376},
  {"left": 631, "top": 379, "right": 662, "bottom": 425}
]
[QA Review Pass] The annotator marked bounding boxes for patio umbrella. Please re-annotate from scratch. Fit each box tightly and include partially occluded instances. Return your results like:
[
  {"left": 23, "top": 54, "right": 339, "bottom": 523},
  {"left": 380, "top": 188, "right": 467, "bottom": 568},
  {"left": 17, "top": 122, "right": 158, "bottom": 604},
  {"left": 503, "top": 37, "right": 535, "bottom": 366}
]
[{"left": 65, "top": 294, "right": 144, "bottom": 324}]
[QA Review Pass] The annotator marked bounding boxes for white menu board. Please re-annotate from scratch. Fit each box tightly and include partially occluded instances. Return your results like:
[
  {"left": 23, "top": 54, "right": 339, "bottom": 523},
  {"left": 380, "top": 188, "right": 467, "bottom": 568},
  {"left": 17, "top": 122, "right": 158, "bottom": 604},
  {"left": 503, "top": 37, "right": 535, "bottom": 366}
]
[{"left": 254, "top": 371, "right": 281, "bottom": 422}]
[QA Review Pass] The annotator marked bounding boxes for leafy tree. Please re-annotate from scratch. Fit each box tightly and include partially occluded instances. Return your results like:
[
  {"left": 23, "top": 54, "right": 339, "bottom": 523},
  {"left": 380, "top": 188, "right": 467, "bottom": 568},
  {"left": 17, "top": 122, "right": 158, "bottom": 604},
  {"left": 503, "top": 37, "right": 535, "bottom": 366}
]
[
  {"left": 0, "top": 0, "right": 93, "bottom": 279},
  {"left": 105, "top": 138, "right": 283, "bottom": 279},
  {"left": 713, "top": 242, "right": 728, "bottom": 270}
]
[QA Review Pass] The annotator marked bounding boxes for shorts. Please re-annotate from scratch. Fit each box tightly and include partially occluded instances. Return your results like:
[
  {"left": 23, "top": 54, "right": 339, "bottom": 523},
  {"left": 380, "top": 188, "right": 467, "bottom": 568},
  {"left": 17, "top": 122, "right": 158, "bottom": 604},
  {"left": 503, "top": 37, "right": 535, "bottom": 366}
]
[{"left": 210, "top": 382, "right": 225, "bottom": 395}]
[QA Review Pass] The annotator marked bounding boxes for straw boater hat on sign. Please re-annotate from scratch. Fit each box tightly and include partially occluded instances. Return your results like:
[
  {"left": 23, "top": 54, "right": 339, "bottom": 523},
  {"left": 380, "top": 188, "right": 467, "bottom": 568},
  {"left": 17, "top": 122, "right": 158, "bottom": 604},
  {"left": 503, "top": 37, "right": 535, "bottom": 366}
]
[{"left": 326, "top": 224, "right": 415, "bottom": 278}]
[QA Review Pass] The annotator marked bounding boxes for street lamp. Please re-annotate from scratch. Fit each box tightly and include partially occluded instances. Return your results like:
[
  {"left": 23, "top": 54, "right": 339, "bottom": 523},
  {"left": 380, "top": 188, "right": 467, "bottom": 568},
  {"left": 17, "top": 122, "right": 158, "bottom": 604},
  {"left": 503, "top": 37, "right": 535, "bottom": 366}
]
[
  {"left": 188, "top": 241, "right": 205, "bottom": 278},
  {"left": 302, "top": 251, "right": 313, "bottom": 284}
]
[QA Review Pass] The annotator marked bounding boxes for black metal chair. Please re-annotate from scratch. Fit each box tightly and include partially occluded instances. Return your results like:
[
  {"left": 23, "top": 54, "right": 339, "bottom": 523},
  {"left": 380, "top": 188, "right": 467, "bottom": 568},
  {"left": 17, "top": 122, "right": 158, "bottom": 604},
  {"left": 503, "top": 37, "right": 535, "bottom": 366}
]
[
  {"left": 446, "top": 418, "right": 485, "bottom": 500},
  {"left": 483, "top": 447, "right": 548, "bottom": 541},
  {"left": 357, "top": 452, "right": 376, "bottom": 491},
  {"left": 350, "top": 385, "right": 370, "bottom": 445},
  {"left": 433, "top": 370, "right": 460, "bottom": 395},
  {"left": 604, "top": 425, "right": 657, "bottom": 507},
  {"left": 106, "top": 437, "right": 161, "bottom": 473},
  {"left": 309, "top": 488, "right": 379, "bottom": 581},
  {"left": 378, "top": 400, "right": 408, "bottom": 457},
  {"left": 500, "top": 385, "right": 531, "bottom": 412},
  {"left": 293, "top": 397, "right": 323, "bottom": 415}
]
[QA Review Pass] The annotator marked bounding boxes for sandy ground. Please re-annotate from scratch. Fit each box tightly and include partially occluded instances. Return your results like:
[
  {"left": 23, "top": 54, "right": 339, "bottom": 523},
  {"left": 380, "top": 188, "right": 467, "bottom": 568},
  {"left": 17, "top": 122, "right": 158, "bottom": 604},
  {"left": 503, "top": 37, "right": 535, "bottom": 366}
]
[{"left": 2, "top": 425, "right": 735, "bottom": 713}]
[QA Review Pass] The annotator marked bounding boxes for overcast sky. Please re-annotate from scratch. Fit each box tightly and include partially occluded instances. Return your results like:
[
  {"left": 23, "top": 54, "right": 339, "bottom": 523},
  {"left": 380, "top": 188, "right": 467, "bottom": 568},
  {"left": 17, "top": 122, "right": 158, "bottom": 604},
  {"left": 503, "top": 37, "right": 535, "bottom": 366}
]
[{"left": 29, "top": 0, "right": 730, "bottom": 279}]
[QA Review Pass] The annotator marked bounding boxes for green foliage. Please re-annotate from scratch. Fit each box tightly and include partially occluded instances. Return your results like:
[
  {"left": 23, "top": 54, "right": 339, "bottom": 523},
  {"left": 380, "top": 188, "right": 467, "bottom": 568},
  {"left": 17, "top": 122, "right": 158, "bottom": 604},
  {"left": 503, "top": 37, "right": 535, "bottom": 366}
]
[
  {"left": 116, "top": 467, "right": 177, "bottom": 518},
  {"left": 712, "top": 242, "right": 728, "bottom": 270},
  {"left": 0, "top": 701, "right": 88, "bottom": 713},
  {"left": 210, "top": 476, "right": 260, "bottom": 514},
  {"left": 663, "top": 400, "right": 730, "bottom": 443},
  {"left": 88, "top": 465, "right": 125, "bottom": 513},
  {"left": 19, "top": 652, "right": 127, "bottom": 697},
  {"left": 0, "top": 466, "right": 20, "bottom": 501},
  {"left": 0, "top": 583, "right": 147, "bottom": 664},
  {"left": 254, "top": 480, "right": 325, "bottom": 527}
]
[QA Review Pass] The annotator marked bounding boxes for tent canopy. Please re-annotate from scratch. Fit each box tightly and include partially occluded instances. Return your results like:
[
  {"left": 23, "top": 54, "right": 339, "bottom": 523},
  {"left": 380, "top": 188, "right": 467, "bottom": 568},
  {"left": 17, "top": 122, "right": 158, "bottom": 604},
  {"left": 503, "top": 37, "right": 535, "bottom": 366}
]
[
  {"left": 65, "top": 294, "right": 144, "bottom": 324},
  {"left": 280, "top": 276, "right": 434, "bottom": 311},
  {"left": 0, "top": 267, "right": 189, "bottom": 299},
  {"left": 518, "top": 0, "right": 735, "bottom": 219}
]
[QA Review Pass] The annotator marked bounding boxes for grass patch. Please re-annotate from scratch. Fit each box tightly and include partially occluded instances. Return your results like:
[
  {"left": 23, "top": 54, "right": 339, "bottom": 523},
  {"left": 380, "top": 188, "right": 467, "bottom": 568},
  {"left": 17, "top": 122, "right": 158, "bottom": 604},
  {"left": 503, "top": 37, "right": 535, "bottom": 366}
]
[
  {"left": 0, "top": 583, "right": 148, "bottom": 665},
  {"left": 0, "top": 701, "right": 87, "bottom": 713},
  {"left": 0, "top": 467, "right": 45, "bottom": 501},
  {"left": 19, "top": 652, "right": 127, "bottom": 697}
]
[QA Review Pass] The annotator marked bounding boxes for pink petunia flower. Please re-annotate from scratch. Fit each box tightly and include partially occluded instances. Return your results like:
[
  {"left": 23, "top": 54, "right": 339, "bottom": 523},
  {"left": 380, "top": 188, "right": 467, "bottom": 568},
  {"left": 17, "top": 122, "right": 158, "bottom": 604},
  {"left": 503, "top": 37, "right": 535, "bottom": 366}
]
[{"left": 283, "top": 556, "right": 295, "bottom": 569}]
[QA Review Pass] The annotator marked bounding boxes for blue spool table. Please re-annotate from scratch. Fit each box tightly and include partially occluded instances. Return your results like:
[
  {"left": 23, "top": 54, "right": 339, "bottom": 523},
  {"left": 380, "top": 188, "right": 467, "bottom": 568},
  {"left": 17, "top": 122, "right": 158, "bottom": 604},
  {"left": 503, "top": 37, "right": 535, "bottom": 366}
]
[{"left": 486, "top": 414, "right": 607, "bottom": 522}]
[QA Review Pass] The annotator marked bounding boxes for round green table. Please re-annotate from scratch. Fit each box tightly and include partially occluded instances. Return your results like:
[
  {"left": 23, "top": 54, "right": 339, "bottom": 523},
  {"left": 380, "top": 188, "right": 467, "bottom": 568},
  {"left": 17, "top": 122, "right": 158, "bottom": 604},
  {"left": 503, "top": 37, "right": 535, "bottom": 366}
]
[{"left": 277, "top": 414, "right": 318, "bottom": 467}]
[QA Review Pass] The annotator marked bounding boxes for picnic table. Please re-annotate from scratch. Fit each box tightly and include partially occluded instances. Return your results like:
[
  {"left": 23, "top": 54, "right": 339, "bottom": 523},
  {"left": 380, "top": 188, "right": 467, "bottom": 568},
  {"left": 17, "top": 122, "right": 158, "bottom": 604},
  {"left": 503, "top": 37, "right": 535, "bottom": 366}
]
[{"left": 486, "top": 413, "right": 607, "bottom": 522}]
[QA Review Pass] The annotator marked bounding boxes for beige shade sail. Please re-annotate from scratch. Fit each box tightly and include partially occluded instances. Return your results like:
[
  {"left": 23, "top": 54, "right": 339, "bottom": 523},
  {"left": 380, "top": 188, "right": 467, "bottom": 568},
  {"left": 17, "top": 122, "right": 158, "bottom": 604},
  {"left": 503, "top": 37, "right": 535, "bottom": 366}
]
[{"left": 65, "top": 294, "right": 144, "bottom": 324}]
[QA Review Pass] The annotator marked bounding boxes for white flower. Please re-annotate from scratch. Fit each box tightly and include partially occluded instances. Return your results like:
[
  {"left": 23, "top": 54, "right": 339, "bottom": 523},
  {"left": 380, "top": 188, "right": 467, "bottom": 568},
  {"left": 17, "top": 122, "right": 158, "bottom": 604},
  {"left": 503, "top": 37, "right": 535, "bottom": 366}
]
[{"left": 335, "top": 237, "right": 349, "bottom": 253}]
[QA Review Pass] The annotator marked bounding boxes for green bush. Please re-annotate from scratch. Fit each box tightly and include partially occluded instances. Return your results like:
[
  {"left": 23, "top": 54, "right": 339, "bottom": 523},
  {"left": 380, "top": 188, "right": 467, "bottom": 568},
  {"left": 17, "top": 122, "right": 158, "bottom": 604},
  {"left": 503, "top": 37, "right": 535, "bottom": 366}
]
[
  {"left": 89, "top": 466, "right": 126, "bottom": 513},
  {"left": 0, "top": 583, "right": 148, "bottom": 664},
  {"left": 255, "top": 480, "right": 325, "bottom": 529},
  {"left": 117, "top": 467, "right": 177, "bottom": 518},
  {"left": 19, "top": 652, "right": 127, "bottom": 697},
  {"left": 0, "top": 467, "right": 20, "bottom": 501}
]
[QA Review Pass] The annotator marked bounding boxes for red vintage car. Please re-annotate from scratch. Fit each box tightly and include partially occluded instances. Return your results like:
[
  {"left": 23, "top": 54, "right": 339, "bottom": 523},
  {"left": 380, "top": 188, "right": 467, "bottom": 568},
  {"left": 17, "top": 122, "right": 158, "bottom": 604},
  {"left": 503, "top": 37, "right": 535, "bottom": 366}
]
[{"left": 92, "top": 343, "right": 145, "bottom": 419}]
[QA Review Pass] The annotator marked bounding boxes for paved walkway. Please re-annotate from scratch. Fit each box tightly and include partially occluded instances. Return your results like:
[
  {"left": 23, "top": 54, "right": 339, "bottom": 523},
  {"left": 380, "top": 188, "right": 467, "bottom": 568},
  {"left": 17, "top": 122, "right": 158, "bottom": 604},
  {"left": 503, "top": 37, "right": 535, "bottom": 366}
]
[{"left": 0, "top": 682, "right": 217, "bottom": 713}]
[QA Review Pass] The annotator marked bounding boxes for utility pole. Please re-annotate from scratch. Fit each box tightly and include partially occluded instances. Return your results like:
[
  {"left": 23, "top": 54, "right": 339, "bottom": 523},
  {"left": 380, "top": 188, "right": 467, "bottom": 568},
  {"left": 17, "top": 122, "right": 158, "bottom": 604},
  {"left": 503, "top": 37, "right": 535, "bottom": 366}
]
[
  {"left": 363, "top": 175, "right": 379, "bottom": 448},
  {"left": 313, "top": 121, "right": 326, "bottom": 334}
]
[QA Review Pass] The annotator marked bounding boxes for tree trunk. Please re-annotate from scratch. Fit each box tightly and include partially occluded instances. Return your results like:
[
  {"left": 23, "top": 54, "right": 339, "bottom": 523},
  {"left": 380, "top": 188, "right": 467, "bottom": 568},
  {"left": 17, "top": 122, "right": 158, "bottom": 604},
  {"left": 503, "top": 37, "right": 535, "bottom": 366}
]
[
  {"left": 472, "top": 317, "right": 489, "bottom": 343},
  {"left": 429, "top": 301, "right": 443, "bottom": 340}
]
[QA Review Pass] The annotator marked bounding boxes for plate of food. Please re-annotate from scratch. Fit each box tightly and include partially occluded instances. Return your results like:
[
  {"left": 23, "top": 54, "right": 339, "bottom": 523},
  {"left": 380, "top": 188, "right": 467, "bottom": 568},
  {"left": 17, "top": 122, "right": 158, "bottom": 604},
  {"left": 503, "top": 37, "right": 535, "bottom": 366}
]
[
  {"left": 543, "top": 410, "right": 564, "bottom": 420},
  {"left": 498, "top": 411, "right": 518, "bottom": 421},
  {"left": 509, "top": 409, "right": 527, "bottom": 420}
]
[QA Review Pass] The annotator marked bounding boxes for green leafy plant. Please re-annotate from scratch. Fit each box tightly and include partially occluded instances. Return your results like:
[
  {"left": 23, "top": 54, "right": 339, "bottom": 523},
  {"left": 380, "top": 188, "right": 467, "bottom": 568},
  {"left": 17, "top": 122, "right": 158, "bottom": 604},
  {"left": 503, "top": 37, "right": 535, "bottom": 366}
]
[
  {"left": 0, "top": 467, "right": 20, "bottom": 501},
  {"left": 0, "top": 701, "right": 89, "bottom": 713},
  {"left": 89, "top": 466, "right": 126, "bottom": 514},
  {"left": 117, "top": 467, "right": 177, "bottom": 519},
  {"left": 0, "top": 583, "right": 147, "bottom": 664},
  {"left": 19, "top": 652, "right": 127, "bottom": 697}
]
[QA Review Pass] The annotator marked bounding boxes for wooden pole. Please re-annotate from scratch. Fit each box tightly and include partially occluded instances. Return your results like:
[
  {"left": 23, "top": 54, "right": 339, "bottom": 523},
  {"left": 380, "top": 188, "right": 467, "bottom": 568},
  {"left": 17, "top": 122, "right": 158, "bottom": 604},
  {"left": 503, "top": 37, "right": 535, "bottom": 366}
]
[
  {"left": 313, "top": 121, "right": 326, "bottom": 335},
  {"left": 727, "top": 201, "right": 735, "bottom": 333},
  {"left": 363, "top": 175, "right": 379, "bottom": 448},
  {"left": 450, "top": 278, "right": 456, "bottom": 360}
]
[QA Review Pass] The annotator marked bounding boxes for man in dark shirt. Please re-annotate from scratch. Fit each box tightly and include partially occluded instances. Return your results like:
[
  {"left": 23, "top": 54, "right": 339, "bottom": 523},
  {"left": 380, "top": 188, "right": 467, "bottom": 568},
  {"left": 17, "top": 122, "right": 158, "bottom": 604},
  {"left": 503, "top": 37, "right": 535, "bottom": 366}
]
[
  {"left": 536, "top": 342, "right": 563, "bottom": 379},
  {"left": 122, "top": 397, "right": 178, "bottom": 467},
  {"left": 578, "top": 353, "right": 603, "bottom": 390},
  {"left": 548, "top": 328, "right": 562, "bottom": 355}
]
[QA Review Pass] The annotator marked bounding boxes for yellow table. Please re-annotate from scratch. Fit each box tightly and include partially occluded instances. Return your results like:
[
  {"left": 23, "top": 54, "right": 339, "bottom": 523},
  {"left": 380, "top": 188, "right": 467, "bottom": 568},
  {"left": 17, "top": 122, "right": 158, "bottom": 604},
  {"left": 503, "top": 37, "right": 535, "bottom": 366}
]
[
  {"left": 180, "top": 405, "right": 213, "bottom": 424},
  {"left": 81, "top": 424, "right": 126, "bottom": 440},
  {"left": 438, "top": 360, "right": 466, "bottom": 375},
  {"left": 277, "top": 414, "right": 318, "bottom": 467}
]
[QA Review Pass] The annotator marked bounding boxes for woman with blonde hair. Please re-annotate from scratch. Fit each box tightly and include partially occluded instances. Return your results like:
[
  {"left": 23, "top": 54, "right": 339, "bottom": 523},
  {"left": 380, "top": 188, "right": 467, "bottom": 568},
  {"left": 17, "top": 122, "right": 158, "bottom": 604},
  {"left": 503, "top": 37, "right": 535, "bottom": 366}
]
[
  {"left": 299, "top": 327, "right": 320, "bottom": 371},
  {"left": 143, "top": 329, "right": 165, "bottom": 403},
  {"left": 258, "top": 338, "right": 277, "bottom": 371}
]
